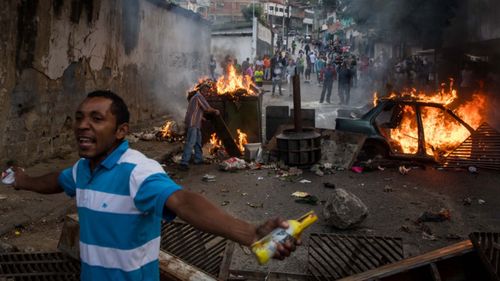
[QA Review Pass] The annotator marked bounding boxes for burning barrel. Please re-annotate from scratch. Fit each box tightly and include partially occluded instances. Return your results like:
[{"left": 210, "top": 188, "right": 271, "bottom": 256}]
[
  {"left": 276, "top": 74, "right": 321, "bottom": 166},
  {"left": 192, "top": 66, "right": 262, "bottom": 153}
]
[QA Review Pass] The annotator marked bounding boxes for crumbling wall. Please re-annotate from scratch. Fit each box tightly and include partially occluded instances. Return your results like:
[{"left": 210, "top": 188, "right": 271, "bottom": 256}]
[{"left": 0, "top": 0, "right": 210, "bottom": 165}]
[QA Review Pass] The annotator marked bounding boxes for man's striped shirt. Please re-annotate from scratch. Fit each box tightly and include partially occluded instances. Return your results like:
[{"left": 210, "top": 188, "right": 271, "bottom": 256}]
[{"left": 59, "top": 141, "right": 182, "bottom": 280}]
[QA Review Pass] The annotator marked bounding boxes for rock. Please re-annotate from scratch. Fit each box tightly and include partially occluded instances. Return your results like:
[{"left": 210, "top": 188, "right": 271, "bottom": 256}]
[{"left": 323, "top": 188, "right": 368, "bottom": 229}]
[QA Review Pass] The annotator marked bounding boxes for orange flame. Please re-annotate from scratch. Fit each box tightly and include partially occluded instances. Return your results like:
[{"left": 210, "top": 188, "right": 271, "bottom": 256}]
[
  {"left": 215, "top": 65, "right": 256, "bottom": 96},
  {"left": 209, "top": 133, "right": 223, "bottom": 154},
  {"left": 236, "top": 129, "right": 248, "bottom": 153},
  {"left": 208, "top": 129, "right": 248, "bottom": 154},
  {"left": 160, "top": 121, "right": 174, "bottom": 138},
  {"left": 377, "top": 84, "right": 487, "bottom": 158}
]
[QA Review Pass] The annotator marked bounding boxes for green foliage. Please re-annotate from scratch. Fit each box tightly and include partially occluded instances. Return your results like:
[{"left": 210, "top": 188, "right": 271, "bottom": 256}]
[{"left": 241, "top": 4, "right": 263, "bottom": 22}]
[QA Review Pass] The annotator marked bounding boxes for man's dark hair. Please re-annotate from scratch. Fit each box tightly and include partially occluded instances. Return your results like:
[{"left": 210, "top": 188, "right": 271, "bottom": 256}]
[{"left": 86, "top": 90, "right": 130, "bottom": 126}]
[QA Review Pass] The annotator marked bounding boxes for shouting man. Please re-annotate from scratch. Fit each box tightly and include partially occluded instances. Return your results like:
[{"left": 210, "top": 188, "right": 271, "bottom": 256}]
[{"left": 12, "top": 90, "right": 298, "bottom": 281}]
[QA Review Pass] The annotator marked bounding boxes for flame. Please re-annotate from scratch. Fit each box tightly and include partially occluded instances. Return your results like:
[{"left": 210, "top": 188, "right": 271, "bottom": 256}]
[
  {"left": 215, "top": 65, "right": 256, "bottom": 96},
  {"left": 209, "top": 133, "right": 223, "bottom": 154},
  {"left": 236, "top": 129, "right": 248, "bottom": 153},
  {"left": 208, "top": 129, "right": 248, "bottom": 154},
  {"left": 376, "top": 84, "right": 487, "bottom": 158},
  {"left": 373, "top": 92, "right": 378, "bottom": 107},
  {"left": 160, "top": 121, "right": 174, "bottom": 138}
]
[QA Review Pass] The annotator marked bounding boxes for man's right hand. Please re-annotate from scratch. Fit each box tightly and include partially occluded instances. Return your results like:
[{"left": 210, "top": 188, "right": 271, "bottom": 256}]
[
  {"left": 213, "top": 109, "right": 220, "bottom": 116},
  {"left": 12, "top": 166, "right": 28, "bottom": 190}
]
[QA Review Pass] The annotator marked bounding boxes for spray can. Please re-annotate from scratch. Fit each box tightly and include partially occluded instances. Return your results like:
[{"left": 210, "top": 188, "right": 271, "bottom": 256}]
[{"left": 251, "top": 210, "right": 318, "bottom": 265}]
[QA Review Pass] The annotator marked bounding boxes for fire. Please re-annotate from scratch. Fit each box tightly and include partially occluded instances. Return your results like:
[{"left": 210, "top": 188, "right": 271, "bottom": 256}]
[
  {"left": 208, "top": 129, "right": 248, "bottom": 155},
  {"left": 209, "top": 133, "right": 223, "bottom": 154},
  {"left": 215, "top": 65, "right": 256, "bottom": 96},
  {"left": 160, "top": 121, "right": 174, "bottom": 138},
  {"left": 377, "top": 85, "right": 487, "bottom": 158},
  {"left": 236, "top": 129, "right": 248, "bottom": 153}
]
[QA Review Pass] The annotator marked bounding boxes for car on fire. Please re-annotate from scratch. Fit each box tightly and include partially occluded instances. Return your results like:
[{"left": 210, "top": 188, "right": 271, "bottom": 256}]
[{"left": 335, "top": 97, "right": 476, "bottom": 161}]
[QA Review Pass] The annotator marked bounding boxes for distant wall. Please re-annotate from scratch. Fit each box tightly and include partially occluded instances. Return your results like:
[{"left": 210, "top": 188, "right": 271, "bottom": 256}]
[
  {"left": 0, "top": 0, "right": 211, "bottom": 165},
  {"left": 212, "top": 31, "right": 253, "bottom": 64}
]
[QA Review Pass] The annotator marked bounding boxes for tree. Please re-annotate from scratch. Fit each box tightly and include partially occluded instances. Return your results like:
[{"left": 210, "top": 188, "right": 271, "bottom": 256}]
[{"left": 241, "top": 4, "right": 263, "bottom": 22}]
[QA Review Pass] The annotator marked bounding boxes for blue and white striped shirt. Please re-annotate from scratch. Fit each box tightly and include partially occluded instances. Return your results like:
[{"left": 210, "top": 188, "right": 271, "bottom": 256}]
[{"left": 59, "top": 141, "right": 182, "bottom": 281}]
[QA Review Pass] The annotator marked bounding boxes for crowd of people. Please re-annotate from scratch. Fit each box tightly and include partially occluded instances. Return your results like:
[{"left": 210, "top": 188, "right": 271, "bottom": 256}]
[{"left": 209, "top": 37, "right": 499, "bottom": 108}]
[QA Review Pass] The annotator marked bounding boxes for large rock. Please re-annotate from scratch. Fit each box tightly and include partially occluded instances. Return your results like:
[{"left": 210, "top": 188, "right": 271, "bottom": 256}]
[{"left": 323, "top": 188, "right": 368, "bottom": 229}]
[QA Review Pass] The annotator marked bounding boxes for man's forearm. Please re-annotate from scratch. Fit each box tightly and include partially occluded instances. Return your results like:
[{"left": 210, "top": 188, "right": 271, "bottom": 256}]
[
  {"left": 17, "top": 172, "right": 63, "bottom": 194},
  {"left": 167, "top": 190, "right": 257, "bottom": 246}
]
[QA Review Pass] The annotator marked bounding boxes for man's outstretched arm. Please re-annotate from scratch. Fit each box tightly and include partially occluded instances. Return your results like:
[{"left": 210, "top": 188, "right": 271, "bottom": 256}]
[
  {"left": 165, "top": 189, "right": 296, "bottom": 259},
  {"left": 12, "top": 167, "right": 64, "bottom": 194}
]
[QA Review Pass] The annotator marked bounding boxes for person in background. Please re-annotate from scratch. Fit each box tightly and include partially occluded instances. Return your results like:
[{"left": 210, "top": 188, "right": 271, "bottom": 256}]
[
  {"left": 241, "top": 57, "right": 250, "bottom": 75},
  {"left": 254, "top": 65, "right": 264, "bottom": 88},
  {"left": 320, "top": 62, "right": 336, "bottom": 103},
  {"left": 209, "top": 55, "right": 217, "bottom": 80},
  {"left": 263, "top": 55, "right": 271, "bottom": 80},
  {"left": 245, "top": 63, "right": 254, "bottom": 81},
  {"left": 272, "top": 61, "right": 284, "bottom": 96},
  {"left": 180, "top": 83, "right": 219, "bottom": 170},
  {"left": 338, "top": 62, "right": 353, "bottom": 105},
  {"left": 11, "top": 90, "right": 298, "bottom": 281}
]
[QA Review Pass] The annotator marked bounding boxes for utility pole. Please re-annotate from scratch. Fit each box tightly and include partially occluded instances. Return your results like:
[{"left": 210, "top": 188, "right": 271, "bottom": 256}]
[
  {"left": 252, "top": 0, "right": 257, "bottom": 60},
  {"left": 282, "top": 3, "right": 285, "bottom": 51}
]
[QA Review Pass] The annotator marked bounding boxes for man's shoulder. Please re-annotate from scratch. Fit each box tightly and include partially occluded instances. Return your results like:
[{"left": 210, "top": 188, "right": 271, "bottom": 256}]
[{"left": 117, "top": 148, "right": 155, "bottom": 166}]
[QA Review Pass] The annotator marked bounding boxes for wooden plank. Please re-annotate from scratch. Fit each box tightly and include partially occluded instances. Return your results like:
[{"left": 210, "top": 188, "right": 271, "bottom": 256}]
[
  {"left": 159, "top": 251, "right": 218, "bottom": 281},
  {"left": 212, "top": 115, "right": 242, "bottom": 157},
  {"left": 337, "top": 240, "right": 474, "bottom": 281},
  {"left": 218, "top": 241, "right": 235, "bottom": 280}
]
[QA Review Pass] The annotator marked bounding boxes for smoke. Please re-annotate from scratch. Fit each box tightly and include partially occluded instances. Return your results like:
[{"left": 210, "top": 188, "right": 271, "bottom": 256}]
[{"left": 134, "top": 2, "right": 212, "bottom": 125}]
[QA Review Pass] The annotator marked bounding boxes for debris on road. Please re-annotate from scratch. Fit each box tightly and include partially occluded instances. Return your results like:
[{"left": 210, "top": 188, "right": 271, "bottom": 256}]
[
  {"left": 323, "top": 182, "right": 336, "bottom": 189},
  {"left": 399, "top": 165, "right": 411, "bottom": 175},
  {"left": 299, "top": 179, "right": 312, "bottom": 184},
  {"left": 422, "top": 232, "right": 437, "bottom": 241},
  {"left": 399, "top": 225, "right": 411, "bottom": 233},
  {"left": 291, "top": 191, "right": 309, "bottom": 198},
  {"left": 221, "top": 200, "right": 230, "bottom": 206},
  {"left": 295, "top": 195, "right": 319, "bottom": 205},
  {"left": 351, "top": 166, "right": 363, "bottom": 173},
  {"left": 384, "top": 185, "right": 393, "bottom": 192},
  {"left": 219, "top": 157, "right": 246, "bottom": 171},
  {"left": 418, "top": 208, "right": 451, "bottom": 222},
  {"left": 478, "top": 199, "right": 486, "bottom": 205},
  {"left": 202, "top": 174, "right": 216, "bottom": 182},
  {"left": 246, "top": 202, "right": 263, "bottom": 208},
  {"left": 463, "top": 197, "right": 472, "bottom": 205},
  {"left": 468, "top": 166, "right": 478, "bottom": 174}
]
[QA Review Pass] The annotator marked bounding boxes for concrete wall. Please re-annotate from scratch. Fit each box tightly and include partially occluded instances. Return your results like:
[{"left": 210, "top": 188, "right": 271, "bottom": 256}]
[
  {"left": 0, "top": 0, "right": 211, "bottom": 165},
  {"left": 212, "top": 34, "right": 253, "bottom": 64},
  {"left": 211, "top": 22, "right": 272, "bottom": 64}
]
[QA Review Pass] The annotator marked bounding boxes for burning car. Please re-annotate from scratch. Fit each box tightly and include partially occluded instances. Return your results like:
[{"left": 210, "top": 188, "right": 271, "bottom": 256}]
[{"left": 335, "top": 85, "right": 487, "bottom": 161}]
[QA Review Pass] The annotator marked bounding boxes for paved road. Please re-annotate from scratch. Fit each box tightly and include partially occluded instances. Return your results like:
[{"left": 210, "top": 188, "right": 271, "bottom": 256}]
[{"left": 260, "top": 75, "right": 373, "bottom": 130}]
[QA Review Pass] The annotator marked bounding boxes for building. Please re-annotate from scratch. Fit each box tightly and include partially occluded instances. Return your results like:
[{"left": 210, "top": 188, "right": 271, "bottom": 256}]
[
  {"left": 173, "top": 0, "right": 210, "bottom": 18},
  {"left": 207, "top": 0, "right": 256, "bottom": 24}
]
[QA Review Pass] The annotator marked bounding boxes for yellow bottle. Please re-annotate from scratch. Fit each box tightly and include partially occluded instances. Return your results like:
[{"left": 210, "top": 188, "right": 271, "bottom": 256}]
[{"left": 251, "top": 210, "right": 318, "bottom": 265}]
